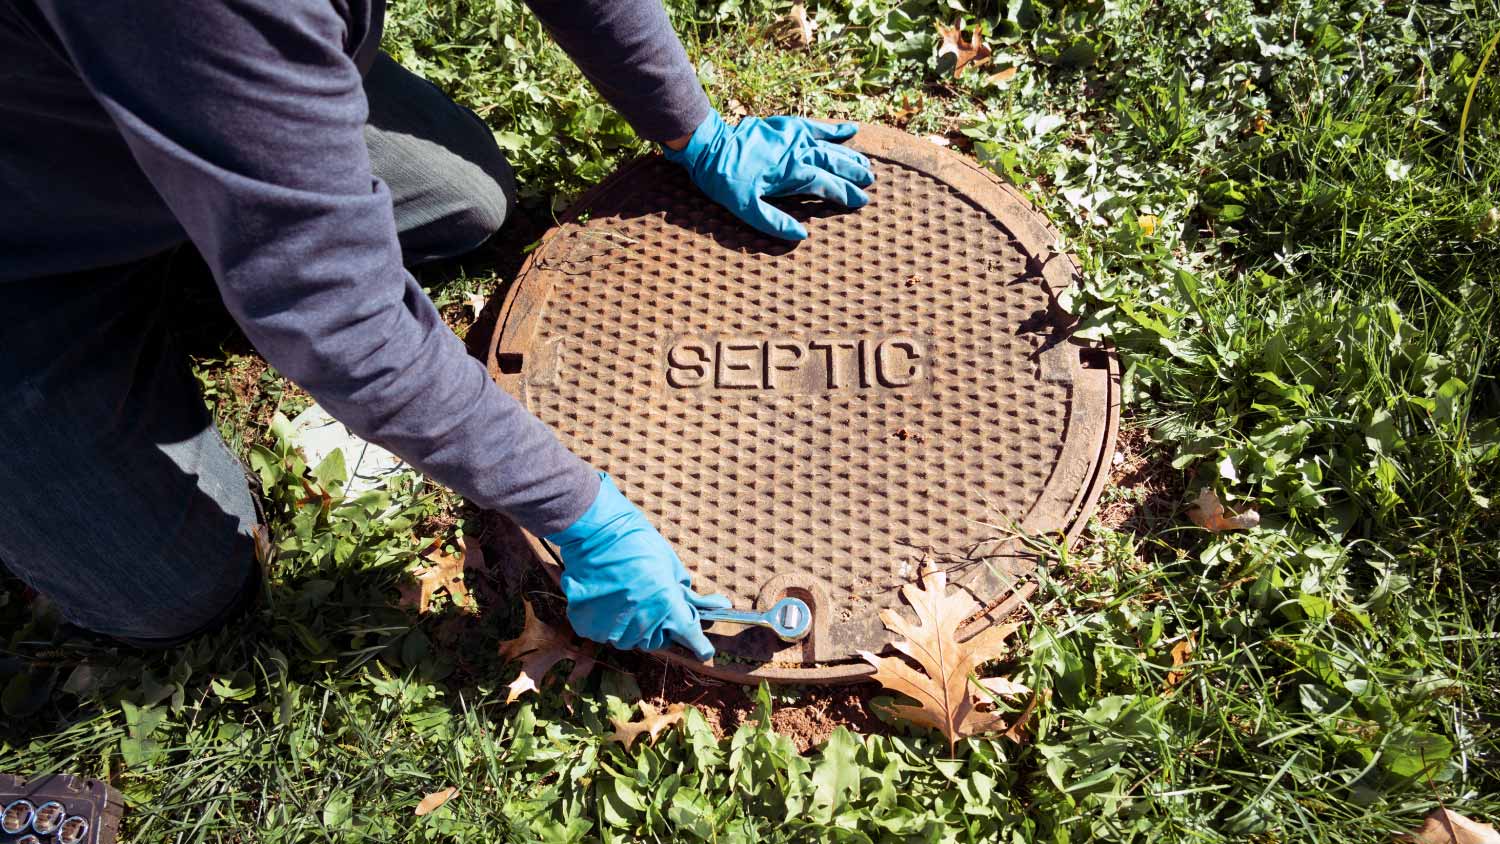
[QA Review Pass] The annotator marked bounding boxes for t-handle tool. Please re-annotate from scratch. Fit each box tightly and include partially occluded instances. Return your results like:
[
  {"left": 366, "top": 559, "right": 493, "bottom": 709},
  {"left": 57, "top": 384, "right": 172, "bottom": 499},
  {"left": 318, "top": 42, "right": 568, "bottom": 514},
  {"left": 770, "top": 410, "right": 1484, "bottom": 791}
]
[{"left": 698, "top": 596, "right": 812, "bottom": 642}]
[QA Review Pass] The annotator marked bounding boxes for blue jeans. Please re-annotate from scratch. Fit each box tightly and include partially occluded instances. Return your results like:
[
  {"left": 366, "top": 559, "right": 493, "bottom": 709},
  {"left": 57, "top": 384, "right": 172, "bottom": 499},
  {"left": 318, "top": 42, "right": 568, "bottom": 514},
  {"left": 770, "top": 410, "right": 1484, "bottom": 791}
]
[{"left": 0, "top": 54, "right": 515, "bottom": 642}]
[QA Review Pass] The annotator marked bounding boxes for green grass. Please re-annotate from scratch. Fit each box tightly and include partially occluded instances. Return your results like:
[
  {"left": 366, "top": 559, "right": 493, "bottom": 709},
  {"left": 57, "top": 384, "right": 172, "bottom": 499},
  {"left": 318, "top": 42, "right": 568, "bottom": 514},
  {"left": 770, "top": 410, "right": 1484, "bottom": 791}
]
[{"left": 4, "top": 0, "right": 1499, "bottom": 841}]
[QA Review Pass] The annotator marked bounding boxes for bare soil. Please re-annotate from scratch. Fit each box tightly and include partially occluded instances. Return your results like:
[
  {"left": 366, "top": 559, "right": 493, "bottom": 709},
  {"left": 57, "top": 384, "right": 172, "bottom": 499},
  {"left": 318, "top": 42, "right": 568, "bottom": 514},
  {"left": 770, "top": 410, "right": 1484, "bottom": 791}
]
[
  {"left": 627, "top": 654, "right": 892, "bottom": 752},
  {"left": 1095, "top": 423, "right": 1185, "bottom": 540}
]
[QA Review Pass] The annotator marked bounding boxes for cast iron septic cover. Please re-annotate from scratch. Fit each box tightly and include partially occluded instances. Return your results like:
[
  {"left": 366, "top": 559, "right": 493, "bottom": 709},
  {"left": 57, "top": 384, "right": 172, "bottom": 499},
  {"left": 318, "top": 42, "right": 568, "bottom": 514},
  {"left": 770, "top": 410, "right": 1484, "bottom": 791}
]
[{"left": 488, "top": 124, "right": 1118, "bottom": 683}]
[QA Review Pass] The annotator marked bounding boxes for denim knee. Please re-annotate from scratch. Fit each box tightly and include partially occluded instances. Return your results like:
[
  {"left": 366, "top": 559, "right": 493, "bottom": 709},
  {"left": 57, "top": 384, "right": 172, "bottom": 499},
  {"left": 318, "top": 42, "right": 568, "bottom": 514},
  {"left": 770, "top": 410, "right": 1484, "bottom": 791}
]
[
  {"left": 451, "top": 143, "right": 516, "bottom": 250},
  {"left": 364, "top": 53, "right": 518, "bottom": 264},
  {"left": 1, "top": 260, "right": 264, "bottom": 642}
]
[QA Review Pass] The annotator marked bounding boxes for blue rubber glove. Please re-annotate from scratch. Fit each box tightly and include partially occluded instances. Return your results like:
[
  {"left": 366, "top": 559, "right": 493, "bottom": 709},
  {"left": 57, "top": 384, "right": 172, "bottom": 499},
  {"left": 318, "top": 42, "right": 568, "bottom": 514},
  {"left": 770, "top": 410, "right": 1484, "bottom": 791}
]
[
  {"left": 663, "top": 110, "right": 875, "bottom": 241},
  {"left": 545, "top": 472, "right": 731, "bottom": 660}
]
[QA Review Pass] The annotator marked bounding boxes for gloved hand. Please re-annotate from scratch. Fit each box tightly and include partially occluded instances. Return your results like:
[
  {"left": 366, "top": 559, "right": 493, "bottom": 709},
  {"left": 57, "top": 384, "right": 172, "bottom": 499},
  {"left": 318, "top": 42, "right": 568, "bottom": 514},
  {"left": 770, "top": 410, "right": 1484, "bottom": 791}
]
[
  {"left": 545, "top": 472, "right": 730, "bottom": 660},
  {"left": 663, "top": 109, "right": 875, "bottom": 241}
]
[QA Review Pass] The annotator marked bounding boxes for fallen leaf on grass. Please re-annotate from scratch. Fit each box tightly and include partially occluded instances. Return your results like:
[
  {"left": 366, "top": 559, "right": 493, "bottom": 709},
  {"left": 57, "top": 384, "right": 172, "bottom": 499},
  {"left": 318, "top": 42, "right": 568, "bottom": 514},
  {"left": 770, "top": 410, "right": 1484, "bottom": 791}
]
[
  {"left": 414, "top": 787, "right": 458, "bottom": 816},
  {"left": 251, "top": 524, "right": 273, "bottom": 566},
  {"left": 859, "top": 566, "right": 1033, "bottom": 754},
  {"left": 296, "top": 476, "right": 333, "bottom": 510},
  {"left": 399, "top": 537, "right": 475, "bottom": 614},
  {"left": 997, "top": 687, "right": 1045, "bottom": 744},
  {"left": 891, "top": 93, "right": 924, "bottom": 125},
  {"left": 497, "top": 600, "right": 597, "bottom": 704},
  {"left": 1396, "top": 809, "right": 1500, "bottom": 844},
  {"left": 1187, "top": 488, "right": 1261, "bottom": 532},
  {"left": 608, "top": 702, "right": 686, "bottom": 751},
  {"left": 1164, "top": 632, "right": 1196, "bottom": 692},
  {"left": 936, "top": 21, "right": 991, "bottom": 78},
  {"left": 985, "top": 66, "right": 1018, "bottom": 86},
  {"left": 769, "top": 2, "right": 816, "bottom": 48}
]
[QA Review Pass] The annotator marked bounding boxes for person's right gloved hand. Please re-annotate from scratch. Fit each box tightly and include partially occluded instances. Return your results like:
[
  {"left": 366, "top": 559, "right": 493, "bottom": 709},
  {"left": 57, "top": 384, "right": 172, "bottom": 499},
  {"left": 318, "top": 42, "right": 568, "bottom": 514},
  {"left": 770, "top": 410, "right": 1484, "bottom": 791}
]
[{"left": 545, "top": 472, "right": 730, "bottom": 660}]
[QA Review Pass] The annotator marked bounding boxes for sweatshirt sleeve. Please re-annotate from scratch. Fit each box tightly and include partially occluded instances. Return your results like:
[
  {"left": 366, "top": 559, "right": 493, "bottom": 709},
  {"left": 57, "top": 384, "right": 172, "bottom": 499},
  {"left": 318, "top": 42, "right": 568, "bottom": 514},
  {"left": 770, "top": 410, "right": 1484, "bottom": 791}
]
[
  {"left": 35, "top": 0, "right": 600, "bottom": 535},
  {"left": 524, "top": 0, "right": 711, "bottom": 142}
]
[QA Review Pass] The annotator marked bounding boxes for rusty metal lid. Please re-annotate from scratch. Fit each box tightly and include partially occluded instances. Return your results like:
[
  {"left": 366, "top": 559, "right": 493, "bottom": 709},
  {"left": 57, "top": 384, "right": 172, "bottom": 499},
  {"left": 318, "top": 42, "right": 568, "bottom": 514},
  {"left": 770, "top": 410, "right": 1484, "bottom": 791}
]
[{"left": 487, "top": 124, "right": 1118, "bottom": 683}]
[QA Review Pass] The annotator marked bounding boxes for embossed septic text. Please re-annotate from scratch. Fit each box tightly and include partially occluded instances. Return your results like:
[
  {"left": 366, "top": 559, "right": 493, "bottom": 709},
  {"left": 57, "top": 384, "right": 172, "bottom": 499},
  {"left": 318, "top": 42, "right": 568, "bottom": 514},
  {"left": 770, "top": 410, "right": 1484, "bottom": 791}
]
[{"left": 665, "top": 335, "right": 928, "bottom": 393}]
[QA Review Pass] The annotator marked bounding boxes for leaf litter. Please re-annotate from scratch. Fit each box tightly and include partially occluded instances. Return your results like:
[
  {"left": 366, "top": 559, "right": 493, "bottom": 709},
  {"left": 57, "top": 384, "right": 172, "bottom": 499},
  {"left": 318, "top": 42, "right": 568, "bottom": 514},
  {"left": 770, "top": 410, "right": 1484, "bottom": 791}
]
[
  {"left": 859, "top": 565, "right": 1035, "bottom": 753},
  {"left": 1187, "top": 487, "right": 1261, "bottom": 532},
  {"left": 399, "top": 536, "right": 477, "bottom": 614},
  {"left": 608, "top": 702, "right": 687, "bottom": 750},
  {"left": 497, "top": 599, "right": 598, "bottom": 703},
  {"left": 414, "top": 787, "right": 458, "bottom": 817},
  {"left": 1163, "top": 632, "right": 1196, "bottom": 693},
  {"left": 623, "top": 653, "right": 889, "bottom": 752},
  {"left": 769, "top": 2, "right": 816, "bottom": 49},
  {"left": 935, "top": 20, "right": 991, "bottom": 78},
  {"left": 1397, "top": 809, "right": 1500, "bottom": 844}
]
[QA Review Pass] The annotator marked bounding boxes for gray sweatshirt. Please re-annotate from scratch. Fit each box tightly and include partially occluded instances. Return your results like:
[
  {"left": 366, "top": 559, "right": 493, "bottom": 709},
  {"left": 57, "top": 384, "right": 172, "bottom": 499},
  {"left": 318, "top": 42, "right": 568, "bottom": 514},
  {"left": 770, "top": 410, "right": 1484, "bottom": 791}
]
[{"left": 0, "top": 0, "right": 711, "bottom": 534}]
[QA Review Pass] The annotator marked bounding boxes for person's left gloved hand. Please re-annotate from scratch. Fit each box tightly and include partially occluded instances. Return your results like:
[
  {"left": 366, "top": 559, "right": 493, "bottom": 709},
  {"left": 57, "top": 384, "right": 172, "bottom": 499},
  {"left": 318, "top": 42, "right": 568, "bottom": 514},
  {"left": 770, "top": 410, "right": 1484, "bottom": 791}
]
[
  {"left": 663, "top": 109, "right": 875, "bottom": 241},
  {"left": 545, "top": 472, "right": 730, "bottom": 660}
]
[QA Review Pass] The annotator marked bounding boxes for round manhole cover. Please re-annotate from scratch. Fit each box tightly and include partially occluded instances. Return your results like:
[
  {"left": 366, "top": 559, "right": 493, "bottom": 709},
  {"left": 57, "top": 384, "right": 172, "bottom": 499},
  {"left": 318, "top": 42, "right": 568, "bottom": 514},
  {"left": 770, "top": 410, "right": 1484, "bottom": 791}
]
[{"left": 488, "top": 124, "right": 1118, "bottom": 683}]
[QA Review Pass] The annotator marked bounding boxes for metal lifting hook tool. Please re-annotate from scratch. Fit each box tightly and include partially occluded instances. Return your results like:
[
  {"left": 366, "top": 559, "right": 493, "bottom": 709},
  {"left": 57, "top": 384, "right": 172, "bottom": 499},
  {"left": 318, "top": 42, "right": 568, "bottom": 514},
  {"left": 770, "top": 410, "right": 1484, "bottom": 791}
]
[{"left": 698, "top": 596, "right": 812, "bottom": 642}]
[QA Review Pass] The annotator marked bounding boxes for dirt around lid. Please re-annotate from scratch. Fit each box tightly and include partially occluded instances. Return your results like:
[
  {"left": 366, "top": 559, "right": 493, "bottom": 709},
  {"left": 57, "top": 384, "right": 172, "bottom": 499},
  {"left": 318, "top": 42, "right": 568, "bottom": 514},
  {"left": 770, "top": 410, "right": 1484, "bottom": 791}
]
[{"left": 488, "top": 123, "right": 1118, "bottom": 683}]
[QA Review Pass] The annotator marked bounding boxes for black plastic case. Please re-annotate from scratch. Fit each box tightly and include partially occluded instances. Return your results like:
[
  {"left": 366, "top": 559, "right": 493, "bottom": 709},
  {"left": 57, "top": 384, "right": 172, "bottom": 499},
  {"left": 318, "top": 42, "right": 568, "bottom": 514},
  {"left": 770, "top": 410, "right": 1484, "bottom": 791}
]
[{"left": 0, "top": 775, "right": 121, "bottom": 844}]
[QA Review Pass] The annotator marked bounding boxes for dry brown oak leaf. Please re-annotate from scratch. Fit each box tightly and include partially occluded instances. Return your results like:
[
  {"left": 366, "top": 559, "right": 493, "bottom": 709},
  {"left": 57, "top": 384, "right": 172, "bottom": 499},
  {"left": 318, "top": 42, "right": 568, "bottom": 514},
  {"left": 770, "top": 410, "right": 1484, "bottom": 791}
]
[
  {"left": 497, "top": 600, "right": 597, "bottom": 704},
  {"left": 399, "top": 537, "right": 477, "bottom": 614},
  {"left": 890, "top": 93, "right": 924, "bottom": 126},
  {"left": 1397, "top": 809, "right": 1500, "bottom": 844},
  {"left": 1187, "top": 487, "right": 1261, "bottom": 532},
  {"left": 1164, "top": 632, "right": 1197, "bottom": 693},
  {"left": 985, "top": 66, "right": 1018, "bottom": 85},
  {"left": 936, "top": 20, "right": 991, "bottom": 78},
  {"left": 414, "top": 787, "right": 458, "bottom": 817},
  {"left": 609, "top": 702, "right": 687, "bottom": 751},
  {"left": 859, "top": 566, "right": 1033, "bottom": 754},
  {"left": 768, "top": 1, "right": 816, "bottom": 48}
]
